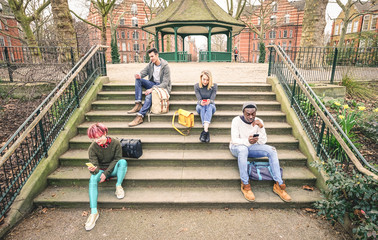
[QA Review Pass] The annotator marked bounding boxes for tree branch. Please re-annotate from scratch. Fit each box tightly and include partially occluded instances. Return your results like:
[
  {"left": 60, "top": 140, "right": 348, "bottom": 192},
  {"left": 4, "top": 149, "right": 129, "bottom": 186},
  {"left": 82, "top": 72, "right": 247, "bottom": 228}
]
[
  {"left": 0, "top": 30, "right": 26, "bottom": 43},
  {"left": 33, "top": 0, "right": 51, "bottom": 21},
  {"left": 70, "top": 10, "right": 101, "bottom": 30}
]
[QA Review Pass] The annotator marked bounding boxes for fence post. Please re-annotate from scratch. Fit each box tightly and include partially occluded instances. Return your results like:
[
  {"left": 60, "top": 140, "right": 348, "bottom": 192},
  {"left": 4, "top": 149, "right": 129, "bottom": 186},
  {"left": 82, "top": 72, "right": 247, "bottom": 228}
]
[
  {"left": 37, "top": 110, "right": 48, "bottom": 158},
  {"left": 330, "top": 48, "right": 338, "bottom": 84},
  {"left": 317, "top": 121, "right": 326, "bottom": 155},
  {"left": 70, "top": 47, "right": 75, "bottom": 68},
  {"left": 290, "top": 77, "right": 297, "bottom": 107},
  {"left": 101, "top": 49, "right": 107, "bottom": 76},
  {"left": 4, "top": 47, "right": 13, "bottom": 82},
  {"left": 268, "top": 47, "right": 273, "bottom": 76}
]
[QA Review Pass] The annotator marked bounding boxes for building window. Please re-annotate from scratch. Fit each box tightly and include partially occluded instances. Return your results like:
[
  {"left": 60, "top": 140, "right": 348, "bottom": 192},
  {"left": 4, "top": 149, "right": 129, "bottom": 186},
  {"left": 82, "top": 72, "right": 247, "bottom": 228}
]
[
  {"left": 362, "top": 15, "right": 370, "bottom": 31},
  {"left": 134, "top": 42, "right": 140, "bottom": 51},
  {"left": 131, "top": 4, "right": 138, "bottom": 15},
  {"left": 4, "top": 19, "right": 8, "bottom": 30},
  {"left": 270, "top": 15, "right": 277, "bottom": 25},
  {"left": 264, "top": 33, "right": 266, "bottom": 39},
  {"left": 289, "top": 30, "right": 293, "bottom": 38},
  {"left": 282, "top": 41, "right": 287, "bottom": 49},
  {"left": 143, "top": 43, "right": 145, "bottom": 51},
  {"left": 283, "top": 30, "right": 287, "bottom": 38},
  {"left": 120, "top": 18, "right": 125, "bottom": 25},
  {"left": 132, "top": 17, "right": 138, "bottom": 27},
  {"left": 269, "top": 30, "right": 276, "bottom": 39},
  {"left": 0, "top": 36, "right": 4, "bottom": 46},
  {"left": 128, "top": 43, "right": 130, "bottom": 51},
  {"left": 279, "top": 31, "right": 281, "bottom": 38},
  {"left": 122, "top": 42, "right": 126, "bottom": 51},
  {"left": 133, "top": 30, "right": 139, "bottom": 40},
  {"left": 253, "top": 43, "right": 255, "bottom": 50},
  {"left": 272, "top": 2, "right": 278, "bottom": 12},
  {"left": 7, "top": 37, "right": 11, "bottom": 46},
  {"left": 353, "top": 21, "right": 359, "bottom": 32},
  {"left": 284, "top": 14, "right": 290, "bottom": 24},
  {"left": 117, "top": 32, "right": 119, "bottom": 39},
  {"left": 127, "top": 32, "right": 130, "bottom": 39},
  {"left": 257, "top": 17, "right": 261, "bottom": 25},
  {"left": 334, "top": 24, "right": 339, "bottom": 35},
  {"left": 121, "top": 31, "right": 125, "bottom": 39},
  {"left": 346, "top": 22, "right": 352, "bottom": 33},
  {"left": 0, "top": 21, "right": 2, "bottom": 30},
  {"left": 288, "top": 41, "right": 292, "bottom": 50},
  {"left": 371, "top": 16, "right": 377, "bottom": 30}
]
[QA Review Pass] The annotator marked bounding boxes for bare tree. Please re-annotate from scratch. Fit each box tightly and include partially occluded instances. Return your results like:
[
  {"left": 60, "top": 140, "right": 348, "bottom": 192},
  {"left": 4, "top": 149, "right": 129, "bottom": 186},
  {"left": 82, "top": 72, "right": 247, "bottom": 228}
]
[
  {"left": 7, "top": 0, "right": 51, "bottom": 48},
  {"left": 227, "top": 0, "right": 248, "bottom": 20},
  {"left": 241, "top": 0, "right": 281, "bottom": 62},
  {"left": 211, "top": 34, "right": 227, "bottom": 52}
]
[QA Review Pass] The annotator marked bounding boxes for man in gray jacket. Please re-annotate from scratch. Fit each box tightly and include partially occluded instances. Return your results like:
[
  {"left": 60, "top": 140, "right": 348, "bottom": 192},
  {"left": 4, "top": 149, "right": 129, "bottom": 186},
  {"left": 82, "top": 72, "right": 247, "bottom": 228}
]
[{"left": 127, "top": 48, "right": 172, "bottom": 127}]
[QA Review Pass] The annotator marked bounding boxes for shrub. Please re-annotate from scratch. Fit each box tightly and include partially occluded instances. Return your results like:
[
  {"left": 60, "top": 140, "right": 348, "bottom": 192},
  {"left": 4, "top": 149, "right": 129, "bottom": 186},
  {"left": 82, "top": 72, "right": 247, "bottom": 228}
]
[
  {"left": 341, "top": 74, "right": 373, "bottom": 100},
  {"left": 313, "top": 158, "right": 378, "bottom": 239}
]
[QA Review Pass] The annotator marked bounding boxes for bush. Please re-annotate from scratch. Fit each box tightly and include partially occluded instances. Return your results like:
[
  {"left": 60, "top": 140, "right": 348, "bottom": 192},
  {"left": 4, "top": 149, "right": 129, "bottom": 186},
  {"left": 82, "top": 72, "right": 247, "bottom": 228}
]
[
  {"left": 313, "top": 158, "right": 378, "bottom": 239},
  {"left": 258, "top": 42, "right": 266, "bottom": 63},
  {"left": 357, "top": 108, "right": 378, "bottom": 143},
  {"left": 341, "top": 74, "right": 373, "bottom": 100}
]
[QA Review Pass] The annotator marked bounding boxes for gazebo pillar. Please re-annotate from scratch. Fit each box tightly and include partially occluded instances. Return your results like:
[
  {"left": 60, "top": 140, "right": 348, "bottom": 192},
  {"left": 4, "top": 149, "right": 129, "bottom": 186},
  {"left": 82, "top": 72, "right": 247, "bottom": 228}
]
[
  {"left": 174, "top": 27, "right": 178, "bottom": 62},
  {"left": 208, "top": 26, "right": 212, "bottom": 62},
  {"left": 161, "top": 33, "right": 165, "bottom": 52},
  {"left": 155, "top": 31, "right": 160, "bottom": 52},
  {"left": 227, "top": 30, "right": 231, "bottom": 52}
]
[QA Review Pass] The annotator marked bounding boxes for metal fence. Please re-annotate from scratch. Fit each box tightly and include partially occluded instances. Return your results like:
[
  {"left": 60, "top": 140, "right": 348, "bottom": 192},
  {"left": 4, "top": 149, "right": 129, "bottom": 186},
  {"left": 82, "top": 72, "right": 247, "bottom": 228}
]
[
  {"left": 199, "top": 51, "right": 232, "bottom": 62},
  {"left": 281, "top": 46, "right": 378, "bottom": 83},
  {"left": 0, "top": 46, "right": 77, "bottom": 82},
  {"left": 0, "top": 45, "right": 107, "bottom": 220},
  {"left": 268, "top": 45, "right": 377, "bottom": 179}
]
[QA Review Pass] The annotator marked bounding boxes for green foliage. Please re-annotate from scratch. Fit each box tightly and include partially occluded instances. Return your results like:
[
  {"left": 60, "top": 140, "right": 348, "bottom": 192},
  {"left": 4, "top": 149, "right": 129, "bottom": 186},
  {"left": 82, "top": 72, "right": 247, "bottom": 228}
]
[
  {"left": 357, "top": 108, "right": 378, "bottom": 143},
  {"left": 341, "top": 74, "right": 373, "bottom": 100},
  {"left": 313, "top": 158, "right": 378, "bottom": 239},
  {"left": 258, "top": 42, "right": 266, "bottom": 63},
  {"left": 111, "top": 34, "right": 120, "bottom": 64}
]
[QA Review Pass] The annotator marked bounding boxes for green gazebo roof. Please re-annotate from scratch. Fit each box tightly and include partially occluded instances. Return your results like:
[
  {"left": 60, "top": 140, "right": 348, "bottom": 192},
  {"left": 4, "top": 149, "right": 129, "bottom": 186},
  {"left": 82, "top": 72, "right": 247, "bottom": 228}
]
[{"left": 142, "top": 0, "right": 245, "bottom": 36}]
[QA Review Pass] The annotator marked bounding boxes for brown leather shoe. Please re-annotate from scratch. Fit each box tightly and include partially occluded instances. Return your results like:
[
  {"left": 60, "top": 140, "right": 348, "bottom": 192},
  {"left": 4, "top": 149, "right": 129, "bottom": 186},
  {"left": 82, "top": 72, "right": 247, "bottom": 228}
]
[
  {"left": 241, "top": 182, "right": 255, "bottom": 202},
  {"left": 273, "top": 181, "right": 292, "bottom": 202},
  {"left": 128, "top": 115, "right": 143, "bottom": 127},
  {"left": 127, "top": 102, "right": 142, "bottom": 114}
]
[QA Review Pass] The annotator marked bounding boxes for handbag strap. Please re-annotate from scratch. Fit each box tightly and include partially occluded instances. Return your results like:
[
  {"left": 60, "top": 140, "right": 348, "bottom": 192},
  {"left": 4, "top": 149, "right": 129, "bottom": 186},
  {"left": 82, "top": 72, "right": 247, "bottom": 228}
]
[{"left": 172, "top": 110, "right": 191, "bottom": 136}]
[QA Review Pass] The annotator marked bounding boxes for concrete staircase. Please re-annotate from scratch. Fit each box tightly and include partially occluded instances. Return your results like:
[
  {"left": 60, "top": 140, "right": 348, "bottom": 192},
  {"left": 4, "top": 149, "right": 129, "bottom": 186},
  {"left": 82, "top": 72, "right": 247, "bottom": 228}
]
[{"left": 34, "top": 83, "right": 321, "bottom": 208}]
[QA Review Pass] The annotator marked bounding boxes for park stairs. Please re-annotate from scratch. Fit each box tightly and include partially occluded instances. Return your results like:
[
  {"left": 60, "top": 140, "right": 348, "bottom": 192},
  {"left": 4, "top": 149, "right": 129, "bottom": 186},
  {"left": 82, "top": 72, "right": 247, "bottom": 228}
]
[{"left": 34, "top": 83, "right": 321, "bottom": 208}]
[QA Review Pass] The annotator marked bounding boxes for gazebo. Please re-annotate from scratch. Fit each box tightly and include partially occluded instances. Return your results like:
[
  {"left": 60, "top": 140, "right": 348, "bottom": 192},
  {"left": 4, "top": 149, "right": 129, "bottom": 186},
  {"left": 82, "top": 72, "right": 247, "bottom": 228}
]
[{"left": 142, "top": 0, "right": 245, "bottom": 62}]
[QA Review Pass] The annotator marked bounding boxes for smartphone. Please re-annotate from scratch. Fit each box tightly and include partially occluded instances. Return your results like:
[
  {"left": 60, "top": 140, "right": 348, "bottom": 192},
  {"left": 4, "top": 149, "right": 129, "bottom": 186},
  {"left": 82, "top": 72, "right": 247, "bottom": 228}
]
[
  {"left": 202, "top": 99, "right": 210, "bottom": 103},
  {"left": 253, "top": 134, "right": 259, "bottom": 137},
  {"left": 86, "top": 162, "right": 95, "bottom": 168}
]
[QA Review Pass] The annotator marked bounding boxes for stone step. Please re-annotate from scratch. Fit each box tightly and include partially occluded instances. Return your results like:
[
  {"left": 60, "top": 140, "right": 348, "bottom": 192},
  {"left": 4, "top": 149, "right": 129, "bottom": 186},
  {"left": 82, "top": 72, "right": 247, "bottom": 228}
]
[
  {"left": 102, "top": 83, "right": 272, "bottom": 92},
  {"left": 69, "top": 134, "right": 299, "bottom": 150},
  {"left": 47, "top": 166, "right": 316, "bottom": 188},
  {"left": 60, "top": 149, "right": 307, "bottom": 167},
  {"left": 34, "top": 185, "right": 321, "bottom": 209},
  {"left": 97, "top": 91, "right": 277, "bottom": 101},
  {"left": 91, "top": 100, "right": 282, "bottom": 111},
  {"left": 77, "top": 121, "right": 293, "bottom": 135},
  {"left": 85, "top": 110, "right": 287, "bottom": 123}
]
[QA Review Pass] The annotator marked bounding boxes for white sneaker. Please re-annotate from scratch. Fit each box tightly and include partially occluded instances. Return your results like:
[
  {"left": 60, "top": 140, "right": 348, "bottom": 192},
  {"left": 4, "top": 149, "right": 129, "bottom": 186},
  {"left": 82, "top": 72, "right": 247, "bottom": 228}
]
[
  {"left": 115, "top": 185, "right": 125, "bottom": 199},
  {"left": 85, "top": 212, "right": 99, "bottom": 231}
]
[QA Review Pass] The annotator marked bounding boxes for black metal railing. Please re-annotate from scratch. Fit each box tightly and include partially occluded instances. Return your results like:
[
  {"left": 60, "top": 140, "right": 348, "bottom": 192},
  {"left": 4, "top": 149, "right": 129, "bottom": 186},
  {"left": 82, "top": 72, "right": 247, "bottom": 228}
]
[
  {"left": 268, "top": 45, "right": 377, "bottom": 179},
  {"left": 0, "top": 46, "right": 77, "bottom": 82},
  {"left": 0, "top": 45, "right": 107, "bottom": 220},
  {"left": 281, "top": 46, "right": 377, "bottom": 83}
]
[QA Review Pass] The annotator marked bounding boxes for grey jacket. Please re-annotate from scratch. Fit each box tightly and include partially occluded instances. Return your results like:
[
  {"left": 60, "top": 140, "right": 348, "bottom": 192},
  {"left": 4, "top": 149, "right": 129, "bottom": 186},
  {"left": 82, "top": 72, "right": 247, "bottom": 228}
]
[{"left": 140, "top": 58, "right": 172, "bottom": 93}]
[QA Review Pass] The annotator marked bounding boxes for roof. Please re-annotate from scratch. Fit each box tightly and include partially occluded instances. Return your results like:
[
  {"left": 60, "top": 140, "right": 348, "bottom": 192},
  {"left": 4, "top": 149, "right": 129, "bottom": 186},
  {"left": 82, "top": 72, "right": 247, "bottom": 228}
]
[
  {"left": 289, "top": 0, "right": 305, "bottom": 11},
  {"left": 354, "top": 2, "right": 378, "bottom": 12},
  {"left": 142, "top": 0, "right": 245, "bottom": 36}
]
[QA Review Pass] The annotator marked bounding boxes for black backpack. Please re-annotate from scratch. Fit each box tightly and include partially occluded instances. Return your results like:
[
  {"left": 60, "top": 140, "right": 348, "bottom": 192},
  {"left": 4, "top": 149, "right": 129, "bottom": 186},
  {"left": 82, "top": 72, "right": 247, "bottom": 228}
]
[{"left": 120, "top": 139, "right": 143, "bottom": 159}]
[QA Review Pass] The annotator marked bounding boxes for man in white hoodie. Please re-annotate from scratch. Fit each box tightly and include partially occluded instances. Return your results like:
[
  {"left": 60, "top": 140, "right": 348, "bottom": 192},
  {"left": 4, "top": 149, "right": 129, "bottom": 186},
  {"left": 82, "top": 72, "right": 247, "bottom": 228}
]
[{"left": 229, "top": 102, "right": 291, "bottom": 202}]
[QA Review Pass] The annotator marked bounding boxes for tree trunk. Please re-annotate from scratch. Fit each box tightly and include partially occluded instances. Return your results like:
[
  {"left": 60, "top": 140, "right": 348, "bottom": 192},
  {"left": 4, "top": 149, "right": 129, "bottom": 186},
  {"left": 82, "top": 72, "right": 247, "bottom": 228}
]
[
  {"left": 338, "top": 8, "right": 351, "bottom": 48},
  {"left": 51, "top": 0, "right": 78, "bottom": 60},
  {"left": 101, "top": 17, "right": 108, "bottom": 46},
  {"left": 300, "top": 0, "right": 328, "bottom": 48}
]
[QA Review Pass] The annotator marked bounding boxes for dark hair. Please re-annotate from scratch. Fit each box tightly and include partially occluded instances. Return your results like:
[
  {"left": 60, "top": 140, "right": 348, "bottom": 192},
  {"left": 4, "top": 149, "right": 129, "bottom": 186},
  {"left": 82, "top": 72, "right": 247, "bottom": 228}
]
[{"left": 147, "top": 48, "right": 158, "bottom": 55}]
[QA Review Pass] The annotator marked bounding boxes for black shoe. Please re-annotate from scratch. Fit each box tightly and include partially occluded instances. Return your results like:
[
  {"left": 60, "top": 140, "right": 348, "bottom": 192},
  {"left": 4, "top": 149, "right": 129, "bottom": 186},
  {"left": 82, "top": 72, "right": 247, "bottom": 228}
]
[
  {"left": 205, "top": 131, "right": 210, "bottom": 143},
  {"left": 199, "top": 130, "right": 206, "bottom": 142}
]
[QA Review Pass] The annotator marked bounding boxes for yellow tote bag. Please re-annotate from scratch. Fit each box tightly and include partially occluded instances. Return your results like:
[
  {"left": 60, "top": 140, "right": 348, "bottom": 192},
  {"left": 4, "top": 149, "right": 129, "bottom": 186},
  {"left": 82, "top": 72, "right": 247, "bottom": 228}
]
[{"left": 172, "top": 109, "right": 194, "bottom": 136}]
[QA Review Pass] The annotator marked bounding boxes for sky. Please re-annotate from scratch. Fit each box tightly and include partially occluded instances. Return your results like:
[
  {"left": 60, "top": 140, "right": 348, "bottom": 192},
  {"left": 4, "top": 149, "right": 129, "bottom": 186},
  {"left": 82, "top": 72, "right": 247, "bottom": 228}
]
[{"left": 68, "top": 0, "right": 346, "bottom": 48}]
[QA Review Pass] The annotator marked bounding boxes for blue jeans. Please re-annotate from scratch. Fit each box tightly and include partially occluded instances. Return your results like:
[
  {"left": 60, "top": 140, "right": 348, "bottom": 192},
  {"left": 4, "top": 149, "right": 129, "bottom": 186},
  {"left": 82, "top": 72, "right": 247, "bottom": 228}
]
[
  {"left": 135, "top": 78, "right": 159, "bottom": 117},
  {"left": 196, "top": 104, "right": 216, "bottom": 125},
  {"left": 230, "top": 144, "right": 283, "bottom": 185},
  {"left": 89, "top": 159, "right": 127, "bottom": 209}
]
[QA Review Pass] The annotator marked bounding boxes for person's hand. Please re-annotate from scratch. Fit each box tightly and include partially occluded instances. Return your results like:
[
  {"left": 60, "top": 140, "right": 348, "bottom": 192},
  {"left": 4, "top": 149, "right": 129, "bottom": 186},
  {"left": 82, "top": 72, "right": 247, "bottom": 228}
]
[
  {"left": 135, "top": 73, "right": 141, "bottom": 79},
  {"left": 252, "top": 119, "right": 263, "bottom": 128},
  {"left": 248, "top": 135, "right": 259, "bottom": 144},
  {"left": 204, "top": 99, "right": 210, "bottom": 106},
  {"left": 88, "top": 166, "right": 97, "bottom": 172},
  {"left": 145, "top": 89, "right": 153, "bottom": 95},
  {"left": 99, "top": 173, "right": 106, "bottom": 183},
  {"left": 200, "top": 100, "right": 206, "bottom": 106}
]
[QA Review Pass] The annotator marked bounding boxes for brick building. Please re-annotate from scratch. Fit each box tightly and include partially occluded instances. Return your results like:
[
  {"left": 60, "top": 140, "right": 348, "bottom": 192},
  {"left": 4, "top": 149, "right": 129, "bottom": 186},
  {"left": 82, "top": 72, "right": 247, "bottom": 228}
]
[
  {"left": 235, "top": 0, "right": 305, "bottom": 63},
  {"left": 0, "top": 0, "right": 23, "bottom": 53},
  {"left": 86, "top": 0, "right": 193, "bottom": 63},
  {"left": 330, "top": 2, "right": 378, "bottom": 48}
]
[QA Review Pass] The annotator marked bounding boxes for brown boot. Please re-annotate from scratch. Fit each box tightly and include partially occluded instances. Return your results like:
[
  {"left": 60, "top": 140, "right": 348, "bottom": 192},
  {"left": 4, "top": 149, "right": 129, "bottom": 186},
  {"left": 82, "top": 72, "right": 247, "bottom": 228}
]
[
  {"left": 128, "top": 115, "right": 143, "bottom": 127},
  {"left": 241, "top": 182, "right": 255, "bottom": 202},
  {"left": 273, "top": 181, "right": 292, "bottom": 202},
  {"left": 127, "top": 102, "right": 142, "bottom": 114}
]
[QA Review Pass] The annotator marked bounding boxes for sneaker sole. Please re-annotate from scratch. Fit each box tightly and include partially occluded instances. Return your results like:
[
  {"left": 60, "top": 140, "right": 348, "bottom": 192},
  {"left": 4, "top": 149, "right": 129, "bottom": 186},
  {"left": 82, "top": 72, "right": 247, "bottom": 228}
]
[
  {"left": 85, "top": 214, "right": 99, "bottom": 231},
  {"left": 273, "top": 189, "right": 292, "bottom": 202}
]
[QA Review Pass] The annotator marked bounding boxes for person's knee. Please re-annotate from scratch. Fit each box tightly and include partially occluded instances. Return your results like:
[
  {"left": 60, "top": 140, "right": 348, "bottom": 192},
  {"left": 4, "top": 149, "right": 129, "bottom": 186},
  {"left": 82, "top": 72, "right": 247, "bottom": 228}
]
[
  {"left": 236, "top": 146, "right": 249, "bottom": 156},
  {"left": 118, "top": 159, "right": 127, "bottom": 168},
  {"left": 89, "top": 174, "right": 100, "bottom": 185}
]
